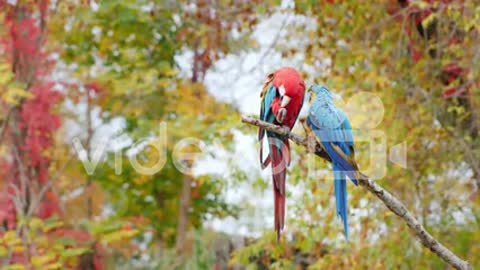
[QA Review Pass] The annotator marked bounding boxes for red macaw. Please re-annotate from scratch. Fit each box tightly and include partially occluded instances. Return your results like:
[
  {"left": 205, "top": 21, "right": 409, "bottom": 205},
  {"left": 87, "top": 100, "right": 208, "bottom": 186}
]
[{"left": 258, "top": 67, "right": 305, "bottom": 240}]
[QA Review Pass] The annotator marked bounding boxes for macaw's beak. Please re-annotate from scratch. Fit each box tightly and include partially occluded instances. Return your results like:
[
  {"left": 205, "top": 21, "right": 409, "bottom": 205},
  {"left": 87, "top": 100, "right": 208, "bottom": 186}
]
[{"left": 280, "top": 95, "right": 291, "bottom": 107}]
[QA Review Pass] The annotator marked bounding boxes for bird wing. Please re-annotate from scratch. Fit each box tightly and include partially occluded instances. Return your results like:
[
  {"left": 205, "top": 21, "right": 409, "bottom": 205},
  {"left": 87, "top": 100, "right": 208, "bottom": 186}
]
[
  {"left": 337, "top": 109, "right": 356, "bottom": 162},
  {"left": 258, "top": 84, "right": 278, "bottom": 168},
  {"left": 260, "top": 84, "right": 277, "bottom": 126},
  {"left": 307, "top": 102, "right": 358, "bottom": 184}
]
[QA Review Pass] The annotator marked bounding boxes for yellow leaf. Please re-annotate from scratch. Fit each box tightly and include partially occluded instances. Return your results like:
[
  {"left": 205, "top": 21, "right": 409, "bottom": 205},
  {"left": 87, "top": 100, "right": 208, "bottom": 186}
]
[
  {"left": 44, "top": 263, "right": 63, "bottom": 270},
  {"left": 163, "top": 68, "right": 178, "bottom": 77},
  {"left": 0, "top": 62, "right": 10, "bottom": 72},
  {"left": 34, "top": 236, "right": 49, "bottom": 247},
  {"left": 157, "top": 78, "right": 170, "bottom": 88},
  {"left": 2, "top": 230, "right": 17, "bottom": 242},
  {"left": 51, "top": 244, "right": 65, "bottom": 252},
  {"left": 2, "top": 84, "right": 32, "bottom": 105},
  {"left": 421, "top": 13, "right": 437, "bottom": 30},
  {"left": 4, "top": 264, "right": 26, "bottom": 270},
  {"left": 2, "top": 231, "right": 21, "bottom": 246},
  {"left": 101, "top": 229, "right": 139, "bottom": 245},
  {"left": 0, "top": 70, "right": 13, "bottom": 85},
  {"left": 31, "top": 254, "right": 56, "bottom": 267},
  {"left": 43, "top": 220, "right": 64, "bottom": 232},
  {"left": 0, "top": 246, "right": 7, "bottom": 256},
  {"left": 12, "top": 245, "right": 26, "bottom": 253},
  {"left": 30, "top": 217, "right": 44, "bottom": 230}
]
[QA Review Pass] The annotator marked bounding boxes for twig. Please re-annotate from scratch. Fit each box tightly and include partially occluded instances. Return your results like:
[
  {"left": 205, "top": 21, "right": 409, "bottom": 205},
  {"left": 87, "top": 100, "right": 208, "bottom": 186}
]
[
  {"left": 245, "top": 12, "right": 290, "bottom": 74},
  {"left": 227, "top": 11, "right": 291, "bottom": 108},
  {"left": 27, "top": 152, "right": 75, "bottom": 217},
  {"left": 0, "top": 107, "right": 13, "bottom": 143},
  {"left": 12, "top": 144, "right": 29, "bottom": 211},
  {"left": 443, "top": 127, "right": 480, "bottom": 190},
  {"left": 241, "top": 115, "right": 472, "bottom": 270}
]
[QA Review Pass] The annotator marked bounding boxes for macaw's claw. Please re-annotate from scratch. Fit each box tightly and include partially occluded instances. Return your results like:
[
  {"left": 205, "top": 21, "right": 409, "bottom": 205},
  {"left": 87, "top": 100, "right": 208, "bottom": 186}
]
[{"left": 276, "top": 108, "right": 287, "bottom": 123}]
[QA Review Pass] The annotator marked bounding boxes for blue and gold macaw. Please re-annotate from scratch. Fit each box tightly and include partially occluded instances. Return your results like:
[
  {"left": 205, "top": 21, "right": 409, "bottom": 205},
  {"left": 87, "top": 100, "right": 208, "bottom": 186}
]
[{"left": 306, "top": 85, "right": 361, "bottom": 239}]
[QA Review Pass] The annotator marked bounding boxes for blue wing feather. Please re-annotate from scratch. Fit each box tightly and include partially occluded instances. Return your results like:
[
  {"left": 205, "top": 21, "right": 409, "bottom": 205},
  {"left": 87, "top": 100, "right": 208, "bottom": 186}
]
[
  {"left": 338, "top": 110, "right": 354, "bottom": 145},
  {"left": 308, "top": 104, "right": 357, "bottom": 184},
  {"left": 260, "top": 85, "right": 277, "bottom": 123},
  {"left": 259, "top": 85, "right": 286, "bottom": 167},
  {"left": 260, "top": 85, "right": 284, "bottom": 149}
]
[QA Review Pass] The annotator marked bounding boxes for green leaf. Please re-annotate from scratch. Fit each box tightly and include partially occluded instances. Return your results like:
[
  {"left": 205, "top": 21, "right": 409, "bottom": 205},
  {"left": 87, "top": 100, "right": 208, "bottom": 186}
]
[{"left": 60, "top": 247, "right": 90, "bottom": 258}]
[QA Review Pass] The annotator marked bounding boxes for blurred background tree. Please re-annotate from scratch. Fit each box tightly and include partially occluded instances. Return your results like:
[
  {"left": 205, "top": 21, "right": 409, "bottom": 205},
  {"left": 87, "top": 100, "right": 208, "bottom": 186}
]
[{"left": 0, "top": 0, "right": 478, "bottom": 269}]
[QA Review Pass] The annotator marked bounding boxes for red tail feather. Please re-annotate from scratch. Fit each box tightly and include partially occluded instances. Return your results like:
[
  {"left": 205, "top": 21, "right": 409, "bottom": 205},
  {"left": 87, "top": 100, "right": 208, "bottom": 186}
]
[
  {"left": 284, "top": 139, "right": 291, "bottom": 166},
  {"left": 258, "top": 127, "right": 264, "bottom": 141},
  {"left": 269, "top": 138, "right": 289, "bottom": 241}
]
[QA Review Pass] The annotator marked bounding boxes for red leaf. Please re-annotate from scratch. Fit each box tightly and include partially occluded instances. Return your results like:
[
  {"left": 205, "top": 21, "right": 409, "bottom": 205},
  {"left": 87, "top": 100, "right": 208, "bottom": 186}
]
[
  {"left": 412, "top": 48, "right": 422, "bottom": 62},
  {"left": 86, "top": 82, "right": 102, "bottom": 94}
]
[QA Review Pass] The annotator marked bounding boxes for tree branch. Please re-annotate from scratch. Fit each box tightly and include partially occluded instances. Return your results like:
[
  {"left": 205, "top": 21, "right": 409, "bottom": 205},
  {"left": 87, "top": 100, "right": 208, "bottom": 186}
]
[{"left": 241, "top": 115, "right": 472, "bottom": 270}]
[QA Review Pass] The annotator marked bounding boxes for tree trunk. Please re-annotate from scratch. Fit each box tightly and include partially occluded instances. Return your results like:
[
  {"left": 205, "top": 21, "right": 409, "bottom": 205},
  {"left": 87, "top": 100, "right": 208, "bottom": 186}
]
[{"left": 175, "top": 174, "right": 192, "bottom": 254}]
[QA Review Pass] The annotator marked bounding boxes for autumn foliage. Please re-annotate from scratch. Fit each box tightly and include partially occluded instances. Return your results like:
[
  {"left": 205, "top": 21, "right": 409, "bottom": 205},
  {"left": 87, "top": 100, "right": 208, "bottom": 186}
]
[{"left": 0, "top": 0, "right": 478, "bottom": 269}]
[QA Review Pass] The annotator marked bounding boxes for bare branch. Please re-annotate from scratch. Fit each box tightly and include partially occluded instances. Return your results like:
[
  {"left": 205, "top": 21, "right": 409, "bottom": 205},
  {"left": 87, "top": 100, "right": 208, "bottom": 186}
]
[
  {"left": 241, "top": 115, "right": 472, "bottom": 270},
  {"left": 0, "top": 107, "right": 13, "bottom": 144},
  {"left": 27, "top": 152, "right": 75, "bottom": 218}
]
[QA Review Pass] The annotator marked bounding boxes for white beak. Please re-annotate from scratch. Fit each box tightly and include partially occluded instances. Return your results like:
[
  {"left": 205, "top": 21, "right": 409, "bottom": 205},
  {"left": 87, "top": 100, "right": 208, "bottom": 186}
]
[{"left": 281, "top": 95, "right": 291, "bottom": 107}]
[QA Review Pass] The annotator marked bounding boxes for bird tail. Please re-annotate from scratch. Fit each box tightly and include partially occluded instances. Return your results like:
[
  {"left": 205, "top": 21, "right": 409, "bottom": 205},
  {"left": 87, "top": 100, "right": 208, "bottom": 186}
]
[
  {"left": 333, "top": 162, "right": 349, "bottom": 240},
  {"left": 330, "top": 148, "right": 360, "bottom": 186},
  {"left": 258, "top": 128, "right": 271, "bottom": 170},
  {"left": 259, "top": 129, "right": 290, "bottom": 170},
  {"left": 269, "top": 136, "right": 289, "bottom": 241}
]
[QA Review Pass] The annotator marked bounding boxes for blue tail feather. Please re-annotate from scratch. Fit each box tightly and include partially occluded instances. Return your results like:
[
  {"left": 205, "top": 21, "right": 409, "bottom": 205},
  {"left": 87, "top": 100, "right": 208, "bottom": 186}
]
[
  {"left": 333, "top": 163, "right": 349, "bottom": 240},
  {"left": 320, "top": 140, "right": 358, "bottom": 186}
]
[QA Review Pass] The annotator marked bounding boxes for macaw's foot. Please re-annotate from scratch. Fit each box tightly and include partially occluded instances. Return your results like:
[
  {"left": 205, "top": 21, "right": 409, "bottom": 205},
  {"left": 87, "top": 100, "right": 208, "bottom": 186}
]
[{"left": 276, "top": 108, "right": 287, "bottom": 123}]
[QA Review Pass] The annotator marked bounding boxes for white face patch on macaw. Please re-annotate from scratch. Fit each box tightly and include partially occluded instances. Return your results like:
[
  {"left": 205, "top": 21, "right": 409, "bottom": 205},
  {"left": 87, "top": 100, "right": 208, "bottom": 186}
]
[
  {"left": 278, "top": 84, "right": 286, "bottom": 96},
  {"left": 278, "top": 84, "right": 291, "bottom": 107},
  {"left": 281, "top": 95, "right": 291, "bottom": 107}
]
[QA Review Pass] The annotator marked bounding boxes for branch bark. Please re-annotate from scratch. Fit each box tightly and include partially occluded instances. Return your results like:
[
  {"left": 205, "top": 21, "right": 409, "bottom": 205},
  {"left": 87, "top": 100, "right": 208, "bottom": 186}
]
[{"left": 241, "top": 115, "right": 472, "bottom": 270}]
